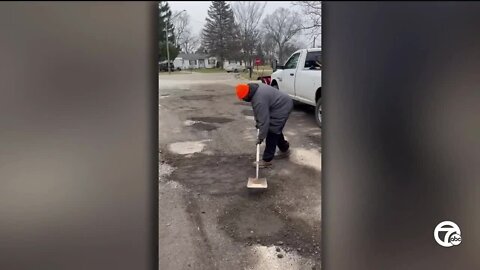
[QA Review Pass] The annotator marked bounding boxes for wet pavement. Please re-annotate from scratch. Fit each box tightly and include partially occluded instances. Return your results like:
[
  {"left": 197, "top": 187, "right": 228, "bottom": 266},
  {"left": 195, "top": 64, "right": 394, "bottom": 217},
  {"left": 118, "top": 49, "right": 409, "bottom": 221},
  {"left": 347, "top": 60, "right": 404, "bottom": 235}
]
[{"left": 159, "top": 72, "right": 322, "bottom": 270}]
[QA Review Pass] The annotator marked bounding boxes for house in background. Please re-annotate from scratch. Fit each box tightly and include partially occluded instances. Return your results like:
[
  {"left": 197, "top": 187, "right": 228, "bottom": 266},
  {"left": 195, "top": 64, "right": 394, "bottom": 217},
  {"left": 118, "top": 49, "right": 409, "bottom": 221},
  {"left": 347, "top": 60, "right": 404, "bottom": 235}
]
[
  {"left": 173, "top": 53, "right": 247, "bottom": 71},
  {"left": 173, "top": 53, "right": 217, "bottom": 70}
]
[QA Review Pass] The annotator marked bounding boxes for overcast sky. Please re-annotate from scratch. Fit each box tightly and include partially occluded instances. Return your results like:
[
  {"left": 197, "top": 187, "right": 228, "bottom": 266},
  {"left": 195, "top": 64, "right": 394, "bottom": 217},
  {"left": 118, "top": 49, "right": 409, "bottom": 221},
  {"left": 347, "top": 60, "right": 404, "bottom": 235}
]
[{"left": 167, "top": 1, "right": 316, "bottom": 46}]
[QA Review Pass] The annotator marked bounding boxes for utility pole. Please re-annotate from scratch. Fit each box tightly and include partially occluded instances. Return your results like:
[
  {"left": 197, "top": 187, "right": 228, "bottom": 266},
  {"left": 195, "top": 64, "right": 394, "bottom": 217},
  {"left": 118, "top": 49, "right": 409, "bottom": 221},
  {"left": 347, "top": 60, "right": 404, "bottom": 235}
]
[
  {"left": 313, "top": 36, "right": 316, "bottom": 48},
  {"left": 165, "top": 25, "right": 171, "bottom": 74}
]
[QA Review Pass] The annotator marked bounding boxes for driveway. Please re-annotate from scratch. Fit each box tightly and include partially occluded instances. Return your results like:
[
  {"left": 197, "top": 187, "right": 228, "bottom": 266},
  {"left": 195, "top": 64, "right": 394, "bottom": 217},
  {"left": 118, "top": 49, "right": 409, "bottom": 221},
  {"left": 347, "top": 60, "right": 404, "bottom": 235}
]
[{"left": 159, "top": 72, "right": 322, "bottom": 270}]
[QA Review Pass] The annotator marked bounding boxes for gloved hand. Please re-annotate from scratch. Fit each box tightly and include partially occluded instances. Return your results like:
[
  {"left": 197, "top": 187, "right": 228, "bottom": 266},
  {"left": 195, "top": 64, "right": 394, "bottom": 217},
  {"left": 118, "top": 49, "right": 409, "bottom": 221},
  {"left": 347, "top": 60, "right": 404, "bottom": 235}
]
[{"left": 256, "top": 138, "right": 263, "bottom": 145}]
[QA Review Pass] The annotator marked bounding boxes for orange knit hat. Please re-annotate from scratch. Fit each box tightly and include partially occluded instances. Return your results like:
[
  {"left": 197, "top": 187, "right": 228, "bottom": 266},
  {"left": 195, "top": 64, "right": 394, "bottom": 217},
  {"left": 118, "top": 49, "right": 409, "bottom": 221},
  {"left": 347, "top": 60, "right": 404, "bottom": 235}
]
[{"left": 236, "top": 84, "right": 250, "bottom": 100}]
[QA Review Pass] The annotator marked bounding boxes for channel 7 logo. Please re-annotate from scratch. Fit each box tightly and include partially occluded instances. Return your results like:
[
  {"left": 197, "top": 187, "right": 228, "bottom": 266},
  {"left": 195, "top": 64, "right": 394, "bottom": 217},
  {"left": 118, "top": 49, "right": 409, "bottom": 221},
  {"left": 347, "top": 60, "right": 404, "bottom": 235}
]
[{"left": 434, "top": 221, "right": 462, "bottom": 247}]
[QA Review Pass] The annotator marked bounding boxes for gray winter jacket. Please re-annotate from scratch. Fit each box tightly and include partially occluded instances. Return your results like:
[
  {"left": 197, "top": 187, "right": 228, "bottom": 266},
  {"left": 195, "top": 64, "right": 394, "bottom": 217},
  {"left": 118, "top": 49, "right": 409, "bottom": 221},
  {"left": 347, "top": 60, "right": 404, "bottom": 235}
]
[{"left": 244, "top": 83, "right": 293, "bottom": 140}]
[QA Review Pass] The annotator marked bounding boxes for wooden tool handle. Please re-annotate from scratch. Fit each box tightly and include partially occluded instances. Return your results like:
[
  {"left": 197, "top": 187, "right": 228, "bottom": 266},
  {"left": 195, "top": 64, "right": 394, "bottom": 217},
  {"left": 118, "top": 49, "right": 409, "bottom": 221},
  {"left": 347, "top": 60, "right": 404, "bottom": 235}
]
[{"left": 256, "top": 129, "right": 260, "bottom": 179}]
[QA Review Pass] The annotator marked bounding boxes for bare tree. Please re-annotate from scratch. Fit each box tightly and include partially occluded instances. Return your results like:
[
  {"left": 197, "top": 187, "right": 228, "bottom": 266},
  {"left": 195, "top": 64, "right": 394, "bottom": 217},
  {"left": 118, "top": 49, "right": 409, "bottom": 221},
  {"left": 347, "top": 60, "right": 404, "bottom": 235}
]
[
  {"left": 172, "top": 11, "right": 189, "bottom": 47},
  {"left": 292, "top": 1, "right": 321, "bottom": 45},
  {"left": 182, "top": 33, "right": 200, "bottom": 54},
  {"left": 232, "top": 1, "right": 267, "bottom": 66},
  {"left": 171, "top": 11, "right": 201, "bottom": 54},
  {"left": 262, "top": 7, "right": 303, "bottom": 64}
]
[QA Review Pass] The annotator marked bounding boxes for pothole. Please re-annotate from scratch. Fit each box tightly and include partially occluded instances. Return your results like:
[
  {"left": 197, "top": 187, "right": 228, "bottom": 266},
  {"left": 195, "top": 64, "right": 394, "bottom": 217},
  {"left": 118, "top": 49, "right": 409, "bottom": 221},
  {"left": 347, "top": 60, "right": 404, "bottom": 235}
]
[
  {"left": 221, "top": 207, "right": 285, "bottom": 239},
  {"left": 183, "top": 120, "right": 218, "bottom": 131},
  {"left": 191, "top": 122, "right": 217, "bottom": 131},
  {"left": 163, "top": 154, "right": 252, "bottom": 196},
  {"left": 162, "top": 153, "right": 322, "bottom": 263},
  {"left": 219, "top": 199, "right": 322, "bottom": 261}
]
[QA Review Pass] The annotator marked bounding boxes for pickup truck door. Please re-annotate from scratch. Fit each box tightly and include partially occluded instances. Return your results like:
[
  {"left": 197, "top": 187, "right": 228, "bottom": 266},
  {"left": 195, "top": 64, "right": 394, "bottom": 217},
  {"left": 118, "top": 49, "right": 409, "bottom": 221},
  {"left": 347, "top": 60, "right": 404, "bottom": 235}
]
[
  {"left": 280, "top": 52, "right": 301, "bottom": 96},
  {"left": 294, "top": 51, "right": 322, "bottom": 105}
]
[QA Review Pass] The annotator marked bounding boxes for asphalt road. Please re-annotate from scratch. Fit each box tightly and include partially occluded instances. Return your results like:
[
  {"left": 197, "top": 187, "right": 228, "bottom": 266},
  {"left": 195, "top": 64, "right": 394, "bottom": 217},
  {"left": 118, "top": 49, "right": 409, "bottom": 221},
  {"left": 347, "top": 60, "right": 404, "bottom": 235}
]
[{"left": 159, "top": 72, "right": 322, "bottom": 270}]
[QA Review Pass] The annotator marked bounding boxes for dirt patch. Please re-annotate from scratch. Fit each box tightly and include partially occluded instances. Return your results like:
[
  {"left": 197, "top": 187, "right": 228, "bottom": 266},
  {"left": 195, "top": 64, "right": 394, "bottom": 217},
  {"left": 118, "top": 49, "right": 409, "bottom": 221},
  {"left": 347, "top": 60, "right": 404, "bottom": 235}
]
[
  {"left": 190, "top": 116, "right": 233, "bottom": 124},
  {"left": 241, "top": 109, "right": 254, "bottom": 116},
  {"left": 181, "top": 95, "right": 214, "bottom": 101}
]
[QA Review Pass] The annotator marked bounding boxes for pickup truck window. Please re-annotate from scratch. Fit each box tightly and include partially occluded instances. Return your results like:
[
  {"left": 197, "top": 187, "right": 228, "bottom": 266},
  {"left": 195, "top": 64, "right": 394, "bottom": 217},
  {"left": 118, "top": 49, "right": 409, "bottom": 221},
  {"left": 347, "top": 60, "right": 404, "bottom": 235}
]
[
  {"left": 284, "top": 53, "right": 300, "bottom": 69},
  {"left": 304, "top": 51, "right": 322, "bottom": 69}
]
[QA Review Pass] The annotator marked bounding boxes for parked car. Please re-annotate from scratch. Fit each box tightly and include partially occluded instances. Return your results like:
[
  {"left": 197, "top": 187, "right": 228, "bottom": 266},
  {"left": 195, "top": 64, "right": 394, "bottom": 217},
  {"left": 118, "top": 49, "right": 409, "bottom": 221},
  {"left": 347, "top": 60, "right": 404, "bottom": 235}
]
[
  {"left": 224, "top": 63, "right": 245, "bottom": 73},
  {"left": 260, "top": 48, "right": 322, "bottom": 127},
  {"left": 159, "top": 61, "right": 175, "bottom": 72}
]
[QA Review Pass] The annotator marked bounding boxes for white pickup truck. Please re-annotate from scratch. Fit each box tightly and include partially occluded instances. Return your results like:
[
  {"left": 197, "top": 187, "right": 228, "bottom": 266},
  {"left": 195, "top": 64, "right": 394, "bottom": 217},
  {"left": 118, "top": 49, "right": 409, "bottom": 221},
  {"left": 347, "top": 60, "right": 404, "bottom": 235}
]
[{"left": 268, "top": 48, "right": 322, "bottom": 127}]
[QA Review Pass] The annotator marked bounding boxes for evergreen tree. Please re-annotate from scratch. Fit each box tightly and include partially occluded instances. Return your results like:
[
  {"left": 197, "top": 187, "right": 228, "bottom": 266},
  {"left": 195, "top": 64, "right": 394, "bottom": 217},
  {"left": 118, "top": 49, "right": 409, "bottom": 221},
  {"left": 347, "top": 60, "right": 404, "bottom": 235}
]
[
  {"left": 202, "top": 1, "right": 240, "bottom": 68},
  {"left": 159, "top": 1, "right": 179, "bottom": 61}
]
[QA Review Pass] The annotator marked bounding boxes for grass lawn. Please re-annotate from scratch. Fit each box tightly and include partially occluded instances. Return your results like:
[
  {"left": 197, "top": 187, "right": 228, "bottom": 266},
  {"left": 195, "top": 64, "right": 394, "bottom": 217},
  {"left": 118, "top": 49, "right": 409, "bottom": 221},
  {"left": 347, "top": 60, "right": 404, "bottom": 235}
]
[{"left": 192, "top": 68, "right": 226, "bottom": 73}]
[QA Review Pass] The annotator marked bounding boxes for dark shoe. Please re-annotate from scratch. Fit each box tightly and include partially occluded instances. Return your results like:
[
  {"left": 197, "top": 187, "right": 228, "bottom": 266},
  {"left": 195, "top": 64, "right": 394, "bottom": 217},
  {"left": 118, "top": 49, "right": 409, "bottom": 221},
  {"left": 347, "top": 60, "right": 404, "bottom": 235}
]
[
  {"left": 274, "top": 149, "right": 291, "bottom": 160},
  {"left": 252, "top": 160, "right": 272, "bottom": 168}
]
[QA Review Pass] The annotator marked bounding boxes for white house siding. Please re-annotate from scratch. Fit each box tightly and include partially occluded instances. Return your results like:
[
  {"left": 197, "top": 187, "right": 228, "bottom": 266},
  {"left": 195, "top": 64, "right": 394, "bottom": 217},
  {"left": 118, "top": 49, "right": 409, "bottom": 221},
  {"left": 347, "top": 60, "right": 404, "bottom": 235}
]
[
  {"left": 173, "top": 58, "right": 183, "bottom": 69},
  {"left": 173, "top": 55, "right": 218, "bottom": 69},
  {"left": 206, "top": 58, "right": 217, "bottom": 68}
]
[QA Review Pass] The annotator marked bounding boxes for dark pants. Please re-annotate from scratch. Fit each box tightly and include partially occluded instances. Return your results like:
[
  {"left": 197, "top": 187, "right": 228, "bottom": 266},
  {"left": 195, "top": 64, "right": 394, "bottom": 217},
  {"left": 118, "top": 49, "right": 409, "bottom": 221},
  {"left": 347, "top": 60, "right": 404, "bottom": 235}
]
[{"left": 263, "top": 131, "right": 289, "bottom": 162}]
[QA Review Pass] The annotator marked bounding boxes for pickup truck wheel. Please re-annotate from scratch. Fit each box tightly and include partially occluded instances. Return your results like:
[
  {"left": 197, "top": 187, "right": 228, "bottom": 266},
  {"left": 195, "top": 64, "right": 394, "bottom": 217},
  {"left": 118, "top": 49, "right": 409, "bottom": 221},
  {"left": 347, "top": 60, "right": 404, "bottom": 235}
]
[{"left": 315, "top": 98, "right": 322, "bottom": 128}]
